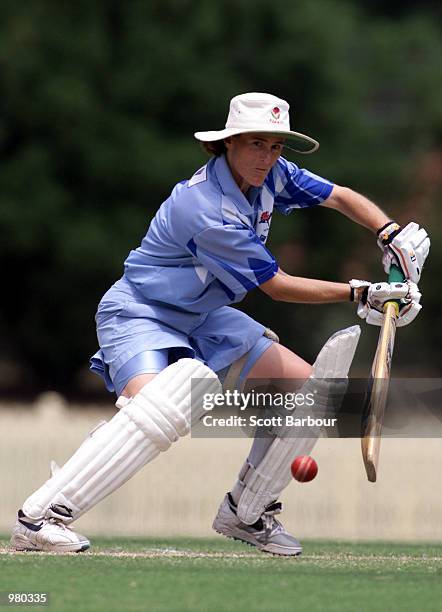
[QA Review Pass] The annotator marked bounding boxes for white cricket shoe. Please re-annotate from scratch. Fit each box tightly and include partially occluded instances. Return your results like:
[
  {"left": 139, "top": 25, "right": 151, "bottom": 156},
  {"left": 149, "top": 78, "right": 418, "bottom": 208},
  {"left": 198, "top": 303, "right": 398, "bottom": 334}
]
[
  {"left": 10, "top": 508, "right": 90, "bottom": 553},
  {"left": 213, "top": 493, "right": 302, "bottom": 556}
]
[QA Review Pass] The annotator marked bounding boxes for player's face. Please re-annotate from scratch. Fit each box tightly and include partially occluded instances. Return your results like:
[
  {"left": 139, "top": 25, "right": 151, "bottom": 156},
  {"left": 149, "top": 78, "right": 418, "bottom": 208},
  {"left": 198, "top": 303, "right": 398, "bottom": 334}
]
[{"left": 225, "top": 134, "right": 284, "bottom": 192}]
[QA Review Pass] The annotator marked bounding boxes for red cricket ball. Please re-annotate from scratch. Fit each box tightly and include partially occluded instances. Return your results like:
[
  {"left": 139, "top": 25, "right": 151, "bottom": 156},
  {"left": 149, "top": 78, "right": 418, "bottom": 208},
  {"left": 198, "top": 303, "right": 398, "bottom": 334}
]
[{"left": 291, "top": 456, "right": 318, "bottom": 482}]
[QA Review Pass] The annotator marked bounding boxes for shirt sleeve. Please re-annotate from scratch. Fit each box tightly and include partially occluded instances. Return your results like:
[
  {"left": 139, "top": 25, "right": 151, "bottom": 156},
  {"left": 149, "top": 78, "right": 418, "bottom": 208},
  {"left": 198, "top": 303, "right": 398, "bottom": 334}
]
[
  {"left": 187, "top": 224, "right": 278, "bottom": 295},
  {"left": 272, "top": 157, "right": 334, "bottom": 214}
]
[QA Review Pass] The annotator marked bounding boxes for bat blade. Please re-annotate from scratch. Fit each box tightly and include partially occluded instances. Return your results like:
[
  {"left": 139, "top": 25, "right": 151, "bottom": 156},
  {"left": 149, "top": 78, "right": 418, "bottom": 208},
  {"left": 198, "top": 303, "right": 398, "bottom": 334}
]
[{"left": 361, "top": 300, "right": 399, "bottom": 482}]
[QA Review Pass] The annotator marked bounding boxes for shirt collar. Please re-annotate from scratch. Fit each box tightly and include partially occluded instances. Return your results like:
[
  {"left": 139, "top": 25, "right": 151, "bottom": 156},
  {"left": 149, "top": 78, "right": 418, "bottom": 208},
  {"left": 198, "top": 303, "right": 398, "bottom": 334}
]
[{"left": 213, "top": 154, "right": 262, "bottom": 213}]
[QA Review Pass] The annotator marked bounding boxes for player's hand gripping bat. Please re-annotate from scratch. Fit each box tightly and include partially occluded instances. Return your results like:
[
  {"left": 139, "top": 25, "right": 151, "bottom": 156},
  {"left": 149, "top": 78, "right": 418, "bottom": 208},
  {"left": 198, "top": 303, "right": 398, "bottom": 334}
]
[{"left": 361, "top": 264, "right": 405, "bottom": 482}]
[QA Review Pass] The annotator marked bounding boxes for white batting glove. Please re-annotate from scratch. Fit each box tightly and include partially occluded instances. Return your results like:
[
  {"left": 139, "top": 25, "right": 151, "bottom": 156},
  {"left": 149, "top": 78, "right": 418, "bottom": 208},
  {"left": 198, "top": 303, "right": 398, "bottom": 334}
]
[
  {"left": 349, "top": 279, "right": 422, "bottom": 327},
  {"left": 377, "top": 221, "right": 430, "bottom": 284}
]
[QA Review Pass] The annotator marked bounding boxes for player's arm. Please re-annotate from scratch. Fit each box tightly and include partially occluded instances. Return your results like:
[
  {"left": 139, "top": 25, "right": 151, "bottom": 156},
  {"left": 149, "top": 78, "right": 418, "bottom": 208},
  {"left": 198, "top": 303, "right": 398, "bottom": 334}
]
[
  {"left": 322, "top": 185, "right": 430, "bottom": 283},
  {"left": 321, "top": 184, "right": 389, "bottom": 232},
  {"left": 260, "top": 270, "right": 350, "bottom": 303},
  {"left": 260, "top": 269, "right": 421, "bottom": 327}
]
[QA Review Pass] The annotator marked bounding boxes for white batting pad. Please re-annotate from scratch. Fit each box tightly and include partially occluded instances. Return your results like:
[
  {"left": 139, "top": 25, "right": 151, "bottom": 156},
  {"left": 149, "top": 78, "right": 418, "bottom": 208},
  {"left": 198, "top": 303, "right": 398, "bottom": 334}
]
[
  {"left": 311, "top": 325, "right": 361, "bottom": 378},
  {"left": 23, "top": 359, "right": 220, "bottom": 522},
  {"left": 235, "top": 326, "right": 361, "bottom": 524}
]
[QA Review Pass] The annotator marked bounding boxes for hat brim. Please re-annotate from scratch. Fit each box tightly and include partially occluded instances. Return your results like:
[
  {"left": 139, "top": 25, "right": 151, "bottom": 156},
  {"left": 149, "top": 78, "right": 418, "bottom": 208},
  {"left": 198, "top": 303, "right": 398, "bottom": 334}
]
[{"left": 194, "top": 127, "right": 319, "bottom": 154}]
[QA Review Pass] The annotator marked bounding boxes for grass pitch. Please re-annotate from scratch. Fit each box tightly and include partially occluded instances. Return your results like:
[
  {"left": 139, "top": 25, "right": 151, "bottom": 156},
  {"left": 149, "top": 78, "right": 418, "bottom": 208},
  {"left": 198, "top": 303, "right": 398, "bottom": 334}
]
[{"left": 1, "top": 537, "right": 441, "bottom": 612}]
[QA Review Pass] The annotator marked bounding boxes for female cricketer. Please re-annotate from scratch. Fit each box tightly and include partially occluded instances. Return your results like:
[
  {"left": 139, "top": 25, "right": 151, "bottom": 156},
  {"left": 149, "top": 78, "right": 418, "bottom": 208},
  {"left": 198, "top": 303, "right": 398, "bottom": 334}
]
[{"left": 11, "top": 93, "right": 429, "bottom": 555}]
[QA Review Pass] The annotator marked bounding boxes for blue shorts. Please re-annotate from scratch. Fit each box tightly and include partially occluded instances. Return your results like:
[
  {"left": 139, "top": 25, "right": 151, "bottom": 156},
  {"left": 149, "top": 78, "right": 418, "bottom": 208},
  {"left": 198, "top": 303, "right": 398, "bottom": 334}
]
[
  {"left": 105, "top": 334, "right": 272, "bottom": 396},
  {"left": 90, "top": 287, "right": 273, "bottom": 395}
]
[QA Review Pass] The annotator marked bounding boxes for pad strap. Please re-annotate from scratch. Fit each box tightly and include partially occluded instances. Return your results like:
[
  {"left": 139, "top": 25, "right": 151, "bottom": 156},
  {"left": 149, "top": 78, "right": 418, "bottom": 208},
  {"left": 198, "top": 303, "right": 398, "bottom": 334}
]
[{"left": 222, "top": 328, "right": 279, "bottom": 392}]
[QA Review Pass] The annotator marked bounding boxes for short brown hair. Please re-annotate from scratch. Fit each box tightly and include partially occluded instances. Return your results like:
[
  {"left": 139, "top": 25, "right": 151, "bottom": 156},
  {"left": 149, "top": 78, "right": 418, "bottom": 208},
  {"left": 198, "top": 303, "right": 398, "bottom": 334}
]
[{"left": 200, "top": 140, "right": 227, "bottom": 157}]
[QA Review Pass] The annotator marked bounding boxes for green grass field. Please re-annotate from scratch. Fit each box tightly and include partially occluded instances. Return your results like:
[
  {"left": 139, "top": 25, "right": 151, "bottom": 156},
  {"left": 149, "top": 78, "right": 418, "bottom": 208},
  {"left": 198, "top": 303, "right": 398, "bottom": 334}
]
[{"left": 1, "top": 537, "right": 441, "bottom": 612}]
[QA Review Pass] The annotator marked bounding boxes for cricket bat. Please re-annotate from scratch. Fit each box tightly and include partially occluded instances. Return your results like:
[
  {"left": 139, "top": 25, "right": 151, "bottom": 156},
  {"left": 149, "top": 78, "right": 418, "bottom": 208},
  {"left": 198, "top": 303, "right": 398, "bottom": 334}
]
[{"left": 361, "top": 264, "right": 405, "bottom": 482}]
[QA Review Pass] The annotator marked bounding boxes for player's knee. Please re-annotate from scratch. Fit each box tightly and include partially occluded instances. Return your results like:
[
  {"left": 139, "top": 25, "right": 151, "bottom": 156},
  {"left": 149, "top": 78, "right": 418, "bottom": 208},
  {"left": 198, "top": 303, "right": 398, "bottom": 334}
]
[
  {"left": 119, "top": 358, "right": 220, "bottom": 451},
  {"left": 120, "top": 373, "right": 158, "bottom": 399}
]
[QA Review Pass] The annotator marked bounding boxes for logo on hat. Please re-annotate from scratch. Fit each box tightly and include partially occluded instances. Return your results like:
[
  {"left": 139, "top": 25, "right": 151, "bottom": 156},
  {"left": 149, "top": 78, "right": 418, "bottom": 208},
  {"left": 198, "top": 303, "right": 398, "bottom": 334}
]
[{"left": 271, "top": 107, "right": 280, "bottom": 120}]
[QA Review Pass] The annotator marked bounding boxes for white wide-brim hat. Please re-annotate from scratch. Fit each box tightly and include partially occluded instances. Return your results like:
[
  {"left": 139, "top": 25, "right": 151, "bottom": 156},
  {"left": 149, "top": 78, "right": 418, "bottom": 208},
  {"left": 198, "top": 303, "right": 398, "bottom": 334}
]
[{"left": 194, "top": 92, "right": 319, "bottom": 154}]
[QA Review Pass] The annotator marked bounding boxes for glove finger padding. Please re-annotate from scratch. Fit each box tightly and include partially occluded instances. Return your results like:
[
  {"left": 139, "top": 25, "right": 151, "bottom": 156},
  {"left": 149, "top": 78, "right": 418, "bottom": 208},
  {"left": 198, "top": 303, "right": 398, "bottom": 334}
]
[
  {"left": 378, "top": 222, "right": 430, "bottom": 283},
  {"left": 352, "top": 279, "right": 422, "bottom": 327},
  {"left": 396, "top": 301, "right": 422, "bottom": 327},
  {"left": 365, "top": 309, "right": 384, "bottom": 326},
  {"left": 367, "top": 281, "right": 419, "bottom": 310}
]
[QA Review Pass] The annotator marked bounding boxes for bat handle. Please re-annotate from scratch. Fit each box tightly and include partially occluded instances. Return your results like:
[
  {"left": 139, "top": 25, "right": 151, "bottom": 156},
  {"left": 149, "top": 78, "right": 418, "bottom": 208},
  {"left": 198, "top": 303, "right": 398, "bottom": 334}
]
[
  {"left": 388, "top": 264, "right": 405, "bottom": 283},
  {"left": 385, "top": 264, "right": 405, "bottom": 314}
]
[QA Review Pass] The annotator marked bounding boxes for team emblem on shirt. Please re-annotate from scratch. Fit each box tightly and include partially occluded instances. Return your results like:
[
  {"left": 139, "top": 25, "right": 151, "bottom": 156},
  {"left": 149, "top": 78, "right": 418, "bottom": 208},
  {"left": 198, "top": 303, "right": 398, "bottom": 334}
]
[{"left": 259, "top": 211, "right": 272, "bottom": 225}]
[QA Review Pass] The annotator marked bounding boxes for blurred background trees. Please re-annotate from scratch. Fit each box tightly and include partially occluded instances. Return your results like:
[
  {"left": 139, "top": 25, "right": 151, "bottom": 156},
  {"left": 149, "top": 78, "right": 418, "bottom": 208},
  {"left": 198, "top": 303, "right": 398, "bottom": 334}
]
[{"left": 0, "top": 0, "right": 440, "bottom": 396}]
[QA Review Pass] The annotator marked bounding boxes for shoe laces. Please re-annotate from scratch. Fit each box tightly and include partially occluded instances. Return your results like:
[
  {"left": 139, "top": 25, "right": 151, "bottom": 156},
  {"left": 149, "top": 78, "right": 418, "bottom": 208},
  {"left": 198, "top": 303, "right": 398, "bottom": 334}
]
[
  {"left": 47, "top": 517, "right": 73, "bottom": 532},
  {"left": 262, "top": 502, "right": 284, "bottom": 537},
  {"left": 44, "top": 504, "right": 74, "bottom": 530}
]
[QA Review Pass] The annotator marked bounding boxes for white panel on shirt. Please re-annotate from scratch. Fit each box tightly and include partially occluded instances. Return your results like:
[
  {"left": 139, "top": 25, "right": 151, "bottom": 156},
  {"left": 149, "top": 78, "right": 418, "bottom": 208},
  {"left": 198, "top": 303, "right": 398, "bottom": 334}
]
[
  {"left": 188, "top": 164, "right": 208, "bottom": 187},
  {"left": 221, "top": 196, "right": 251, "bottom": 227},
  {"left": 275, "top": 171, "right": 285, "bottom": 195},
  {"left": 193, "top": 260, "right": 210, "bottom": 284}
]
